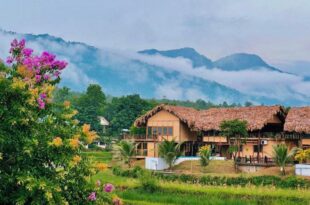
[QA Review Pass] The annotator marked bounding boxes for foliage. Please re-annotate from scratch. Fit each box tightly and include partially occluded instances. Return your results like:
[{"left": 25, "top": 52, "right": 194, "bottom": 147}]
[
  {"left": 198, "top": 145, "right": 211, "bottom": 167},
  {"left": 114, "top": 140, "right": 136, "bottom": 168},
  {"left": 112, "top": 167, "right": 310, "bottom": 189},
  {"left": 52, "top": 86, "right": 80, "bottom": 104},
  {"left": 151, "top": 98, "right": 242, "bottom": 110},
  {"left": 0, "top": 39, "right": 113, "bottom": 204},
  {"left": 158, "top": 139, "right": 183, "bottom": 170},
  {"left": 75, "top": 84, "right": 106, "bottom": 133},
  {"left": 220, "top": 119, "right": 248, "bottom": 159},
  {"left": 295, "top": 148, "right": 310, "bottom": 163},
  {"left": 130, "top": 125, "right": 146, "bottom": 135},
  {"left": 273, "top": 144, "right": 298, "bottom": 175},
  {"left": 104, "top": 94, "right": 156, "bottom": 137},
  {"left": 138, "top": 170, "right": 158, "bottom": 192}
]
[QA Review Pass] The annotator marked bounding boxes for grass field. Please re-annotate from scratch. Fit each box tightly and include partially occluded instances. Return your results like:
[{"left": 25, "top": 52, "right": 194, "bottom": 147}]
[
  {"left": 81, "top": 150, "right": 112, "bottom": 163},
  {"left": 94, "top": 170, "right": 310, "bottom": 205},
  {"left": 88, "top": 151, "right": 309, "bottom": 204}
]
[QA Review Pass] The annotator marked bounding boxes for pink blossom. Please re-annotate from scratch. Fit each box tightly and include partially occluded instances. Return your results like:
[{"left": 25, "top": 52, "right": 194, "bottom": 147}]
[
  {"left": 88, "top": 192, "right": 96, "bottom": 201},
  {"left": 43, "top": 74, "right": 50, "bottom": 80},
  {"left": 37, "top": 98, "right": 45, "bottom": 109},
  {"left": 19, "top": 39, "right": 26, "bottom": 48},
  {"left": 104, "top": 183, "right": 114, "bottom": 193},
  {"left": 39, "top": 93, "right": 47, "bottom": 99},
  {"left": 11, "top": 39, "right": 18, "bottom": 47},
  {"left": 22, "top": 48, "right": 33, "bottom": 57},
  {"left": 54, "top": 71, "right": 61, "bottom": 77},
  {"left": 35, "top": 75, "right": 42, "bottom": 83},
  {"left": 6, "top": 57, "right": 13, "bottom": 64}
]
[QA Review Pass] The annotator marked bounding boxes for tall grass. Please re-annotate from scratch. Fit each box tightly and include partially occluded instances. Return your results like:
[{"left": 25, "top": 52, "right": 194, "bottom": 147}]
[{"left": 119, "top": 188, "right": 308, "bottom": 205}]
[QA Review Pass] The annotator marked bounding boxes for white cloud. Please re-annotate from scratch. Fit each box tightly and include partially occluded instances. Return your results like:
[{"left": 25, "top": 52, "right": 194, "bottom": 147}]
[
  {"left": 61, "top": 62, "right": 97, "bottom": 89},
  {"left": 132, "top": 53, "right": 310, "bottom": 101}
]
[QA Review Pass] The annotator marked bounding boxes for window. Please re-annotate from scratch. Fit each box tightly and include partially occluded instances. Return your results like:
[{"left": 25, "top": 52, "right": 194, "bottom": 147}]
[
  {"left": 253, "top": 145, "right": 263, "bottom": 152},
  {"left": 163, "top": 127, "right": 167, "bottom": 135},
  {"left": 147, "top": 127, "right": 152, "bottom": 137},
  {"left": 152, "top": 127, "right": 158, "bottom": 135},
  {"left": 158, "top": 127, "right": 162, "bottom": 135},
  {"left": 168, "top": 127, "right": 173, "bottom": 136}
]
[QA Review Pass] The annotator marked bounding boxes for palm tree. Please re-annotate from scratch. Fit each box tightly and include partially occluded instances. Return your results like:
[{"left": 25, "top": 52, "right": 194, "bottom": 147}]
[
  {"left": 114, "top": 140, "right": 135, "bottom": 168},
  {"left": 273, "top": 144, "right": 297, "bottom": 175},
  {"left": 158, "top": 139, "right": 183, "bottom": 171}
]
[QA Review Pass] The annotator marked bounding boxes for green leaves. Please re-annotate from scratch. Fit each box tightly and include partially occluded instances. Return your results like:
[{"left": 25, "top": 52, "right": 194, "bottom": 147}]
[
  {"left": 220, "top": 119, "right": 248, "bottom": 139},
  {"left": 272, "top": 144, "right": 297, "bottom": 175},
  {"left": 158, "top": 139, "right": 183, "bottom": 170},
  {"left": 115, "top": 140, "right": 136, "bottom": 168}
]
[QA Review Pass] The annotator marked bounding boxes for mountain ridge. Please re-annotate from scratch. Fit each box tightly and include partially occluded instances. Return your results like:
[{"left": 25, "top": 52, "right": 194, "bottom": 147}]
[{"left": 0, "top": 29, "right": 309, "bottom": 106}]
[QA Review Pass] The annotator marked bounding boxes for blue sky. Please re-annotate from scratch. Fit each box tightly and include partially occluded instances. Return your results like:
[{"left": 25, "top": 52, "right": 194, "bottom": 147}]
[{"left": 0, "top": 0, "right": 310, "bottom": 75}]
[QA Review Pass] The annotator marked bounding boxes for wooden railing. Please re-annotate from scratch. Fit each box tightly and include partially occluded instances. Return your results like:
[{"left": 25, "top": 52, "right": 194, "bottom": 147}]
[
  {"left": 235, "top": 156, "right": 275, "bottom": 166},
  {"left": 123, "top": 134, "right": 158, "bottom": 141}
]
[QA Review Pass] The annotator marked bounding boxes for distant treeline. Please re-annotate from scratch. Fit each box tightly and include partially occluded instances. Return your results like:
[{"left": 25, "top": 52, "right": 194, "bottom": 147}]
[{"left": 52, "top": 85, "right": 255, "bottom": 139}]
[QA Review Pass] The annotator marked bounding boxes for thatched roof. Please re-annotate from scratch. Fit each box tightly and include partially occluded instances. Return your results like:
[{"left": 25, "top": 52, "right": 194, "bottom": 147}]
[
  {"left": 134, "top": 104, "right": 199, "bottom": 127},
  {"left": 135, "top": 104, "right": 286, "bottom": 132},
  {"left": 194, "top": 106, "right": 285, "bottom": 131},
  {"left": 284, "top": 107, "right": 310, "bottom": 133}
]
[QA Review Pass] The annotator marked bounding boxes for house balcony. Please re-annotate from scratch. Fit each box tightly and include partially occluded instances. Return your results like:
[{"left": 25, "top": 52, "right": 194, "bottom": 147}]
[{"left": 123, "top": 134, "right": 158, "bottom": 142}]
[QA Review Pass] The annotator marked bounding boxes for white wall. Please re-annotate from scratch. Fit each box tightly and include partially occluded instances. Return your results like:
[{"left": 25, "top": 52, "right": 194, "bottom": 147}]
[
  {"left": 145, "top": 156, "right": 226, "bottom": 170},
  {"left": 295, "top": 164, "right": 310, "bottom": 176}
]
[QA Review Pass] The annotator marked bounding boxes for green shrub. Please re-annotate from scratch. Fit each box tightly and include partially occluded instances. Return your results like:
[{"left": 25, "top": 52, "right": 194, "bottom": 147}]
[
  {"left": 112, "top": 167, "right": 310, "bottom": 189},
  {"left": 138, "top": 170, "right": 158, "bottom": 192}
]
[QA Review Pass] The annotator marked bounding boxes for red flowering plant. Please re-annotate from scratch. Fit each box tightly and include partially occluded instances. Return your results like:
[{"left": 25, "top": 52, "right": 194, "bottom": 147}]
[{"left": 0, "top": 39, "right": 116, "bottom": 204}]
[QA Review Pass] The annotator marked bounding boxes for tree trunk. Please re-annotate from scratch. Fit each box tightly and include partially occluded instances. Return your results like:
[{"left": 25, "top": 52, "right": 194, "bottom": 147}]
[{"left": 280, "top": 166, "right": 286, "bottom": 175}]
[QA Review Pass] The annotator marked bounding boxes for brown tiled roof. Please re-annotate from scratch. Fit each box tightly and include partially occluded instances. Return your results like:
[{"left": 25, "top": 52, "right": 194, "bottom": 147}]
[
  {"left": 194, "top": 106, "right": 285, "bottom": 131},
  {"left": 135, "top": 104, "right": 286, "bottom": 132},
  {"left": 284, "top": 107, "right": 310, "bottom": 133},
  {"left": 134, "top": 104, "right": 199, "bottom": 128}
]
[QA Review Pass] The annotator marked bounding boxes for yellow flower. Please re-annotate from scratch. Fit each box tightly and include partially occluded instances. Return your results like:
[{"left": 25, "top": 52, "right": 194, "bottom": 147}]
[
  {"left": 95, "top": 163, "right": 108, "bottom": 171},
  {"left": 72, "top": 155, "right": 82, "bottom": 165},
  {"left": 73, "top": 119, "right": 79, "bottom": 125},
  {"left": 82, "top": 124, "right": 91, "bottom": 134},
  {"left": 11, "top": 77, "right": 26, "bottom": 89},
  {"left": 87, "top": 131, "right": 98, "bottom": 144},
  {"left": 17, "top": 65, "right": 34, "bottom": 78},
  {"left": 69, "top": 138, "right": 80, "bottom": 149},
  {"left": 51, "top": 137, "right": 63, "bottom": 147},
  {"left": 63, "top": 100, "right": 71, "bottom": 108},
  {"left": 45, "top": 191, "right": 53, "bottom": 201},
  {"left": 82, "top": 124, "right": 98, "bottom": 144}
]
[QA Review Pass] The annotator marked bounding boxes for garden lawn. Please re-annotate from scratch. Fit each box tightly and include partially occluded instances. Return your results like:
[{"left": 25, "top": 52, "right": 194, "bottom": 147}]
[
  {"left": 81, "top": 151, "right": 112, "bottom": 163},
  {"left": 94, "top": 170, "right": 310, "bottom": 205}
]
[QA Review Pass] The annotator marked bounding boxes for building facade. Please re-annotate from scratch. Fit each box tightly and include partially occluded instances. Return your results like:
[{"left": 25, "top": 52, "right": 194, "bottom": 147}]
[{"left": 126, "top": 104, "right": 309, "bottom": 163}]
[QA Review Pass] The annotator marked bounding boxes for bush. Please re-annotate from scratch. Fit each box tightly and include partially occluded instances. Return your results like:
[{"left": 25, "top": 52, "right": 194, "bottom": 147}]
[
  {"left": 138, "top": 170, "right": 158, "bottom": 192},
  {"left": 199, "top": 145, "right": 211, "bottom": 167},
  {"left": 0, "top": 39, "right": 112, "bottom": 204},
  {"left": 112, "top": 167, "right": 310, "bottom": 189}
]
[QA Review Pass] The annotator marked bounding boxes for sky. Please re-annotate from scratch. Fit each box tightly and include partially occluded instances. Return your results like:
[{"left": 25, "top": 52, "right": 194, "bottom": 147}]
[{"left": 1, "top": 0, "right": 310, "bottom": 71}]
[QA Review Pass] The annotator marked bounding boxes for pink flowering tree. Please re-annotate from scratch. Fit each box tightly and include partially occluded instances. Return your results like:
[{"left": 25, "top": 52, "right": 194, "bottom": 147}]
[{"left": 0, "top": 39, "right": 117, "bottom": 204}]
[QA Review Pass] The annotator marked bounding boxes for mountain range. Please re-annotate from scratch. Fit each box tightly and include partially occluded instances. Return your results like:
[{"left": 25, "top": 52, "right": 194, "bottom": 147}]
[{"left": 0, "top": 29, "right": 309, "bottom": 106}]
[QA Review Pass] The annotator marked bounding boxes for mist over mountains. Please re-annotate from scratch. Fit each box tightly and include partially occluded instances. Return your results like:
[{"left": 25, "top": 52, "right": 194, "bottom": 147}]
[{"left": 0, "top": 29, "right": 309, "bottom": 106}]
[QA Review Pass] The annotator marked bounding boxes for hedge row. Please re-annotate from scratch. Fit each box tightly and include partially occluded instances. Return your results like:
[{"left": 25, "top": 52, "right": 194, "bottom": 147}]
[{"left": 112, "top": 166, "right": 310, "bottom": 189}]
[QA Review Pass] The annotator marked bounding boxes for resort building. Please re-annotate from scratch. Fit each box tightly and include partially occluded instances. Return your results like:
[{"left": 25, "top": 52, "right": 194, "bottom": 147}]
[
  {"left": 126, "top": 104, "right": 309, "bottom": 163},
  {"left": 284, "top": 107, "right": 310, "bottom": 149}
]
